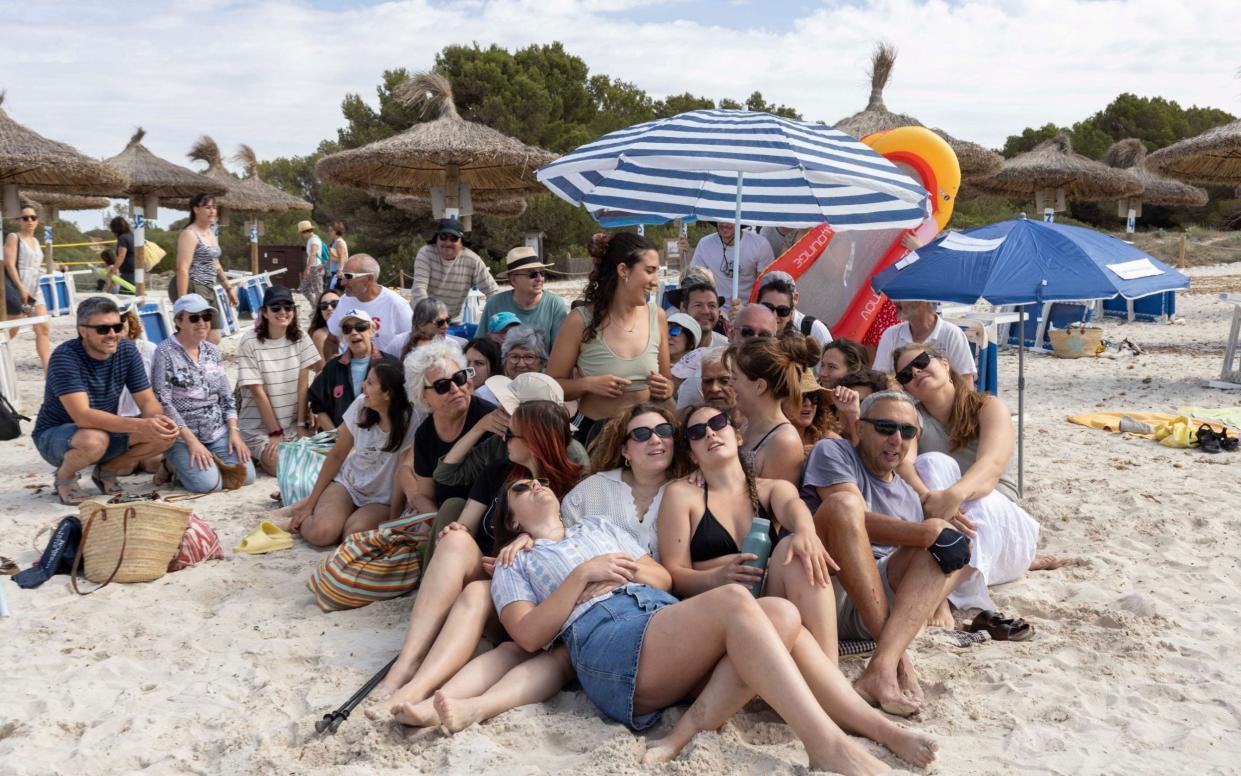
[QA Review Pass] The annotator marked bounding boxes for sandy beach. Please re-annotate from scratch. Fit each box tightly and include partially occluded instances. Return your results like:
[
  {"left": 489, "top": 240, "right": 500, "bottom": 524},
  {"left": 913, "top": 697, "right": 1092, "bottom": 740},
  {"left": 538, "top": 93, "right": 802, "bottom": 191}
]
[{"left": 4, "top": 268, "right": 1241, "bottom": 775}]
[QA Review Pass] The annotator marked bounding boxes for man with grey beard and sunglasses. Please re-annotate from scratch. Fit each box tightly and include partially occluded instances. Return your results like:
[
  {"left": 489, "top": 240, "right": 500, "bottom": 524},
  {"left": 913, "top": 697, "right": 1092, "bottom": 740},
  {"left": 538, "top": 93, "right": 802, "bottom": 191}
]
[
  {"left": 801, "top": 389, "right": 972, "bottom": 719},
  {"left": 409, "top": 217, "right": 499, "bottom": 324}
]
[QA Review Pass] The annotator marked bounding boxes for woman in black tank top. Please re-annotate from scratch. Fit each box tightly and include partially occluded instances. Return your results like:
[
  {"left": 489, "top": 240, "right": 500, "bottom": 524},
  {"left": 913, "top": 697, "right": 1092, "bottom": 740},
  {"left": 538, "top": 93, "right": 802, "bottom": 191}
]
[{"left": 658, "top": 404, "right": 841, "bottom": 661}]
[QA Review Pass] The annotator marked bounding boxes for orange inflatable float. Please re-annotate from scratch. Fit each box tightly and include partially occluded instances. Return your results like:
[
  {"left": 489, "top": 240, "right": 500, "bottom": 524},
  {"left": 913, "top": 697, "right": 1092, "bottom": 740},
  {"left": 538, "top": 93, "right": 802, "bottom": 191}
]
[{"left": 752, "top": 127, "right": 961, "bottom": 341}]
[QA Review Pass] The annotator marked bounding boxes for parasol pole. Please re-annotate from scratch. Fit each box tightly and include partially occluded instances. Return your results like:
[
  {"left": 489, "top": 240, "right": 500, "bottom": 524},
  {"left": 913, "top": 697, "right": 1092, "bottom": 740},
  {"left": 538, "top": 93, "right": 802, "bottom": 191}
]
[
  {"left": 0, "top": 187, "right": 9, "bottom": 323},
  {"left": 133, "top": 201, "right": 146, "bottom": 298},
  {"left": 249, "top": 216, "right": 260, "bottom": 276},
  {"left": 732, "top": 172, "right": 744, "bottom": 305},
  {"left": 1017, "top": 303, "right": 1025, "bottom": 499}
]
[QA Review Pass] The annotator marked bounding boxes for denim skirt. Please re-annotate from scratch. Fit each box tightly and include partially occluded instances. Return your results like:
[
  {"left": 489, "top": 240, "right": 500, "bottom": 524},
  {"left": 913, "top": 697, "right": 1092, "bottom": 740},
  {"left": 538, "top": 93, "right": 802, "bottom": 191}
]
[{"left": 563, "top": 584, "right": 679, "bottom": 730}]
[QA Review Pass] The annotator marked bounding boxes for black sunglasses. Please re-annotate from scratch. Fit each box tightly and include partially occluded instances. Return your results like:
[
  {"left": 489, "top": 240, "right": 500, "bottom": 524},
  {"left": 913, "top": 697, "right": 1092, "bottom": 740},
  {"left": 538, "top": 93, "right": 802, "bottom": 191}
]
[
  {"left": 516, "top": 270, "right": 545, "bottom": 279},
  {"left": 340, "top": 322, "right": 371, "bottom": 334},
  {"left": 265, "top": 302, "right": 295, "bottom": 313},
  {"left": 87, "top": 322, "right": 125, "bottom": 335},
  {"left": 685, "top": 411, "right": 730, "bottom": 442},
  {"left": 508, "top": 477, "right": 549, "bottom": 494},
  {"left": 317, "top": 299, "right": 339, "bottom": 311},
  {"left": 627, "top": 423, "right": 675, "bottom": 443},
  {"left": 185, "top": 311, "right": 214, "bottom": 324},
  {"left": 860, "top": 417, "right": 919, "bottom": 440},
  {"left": 761, "top": 302, "right": 792, "bottom": 317},
  {"left": 739, "top": 326, "right": 772, "bottom": 339},
  {"left": 424, "top": 367, "right": 475, "bottom": 394},
  {"left": 437, "top": 233, "right": 461, "bottom": 243},
  {"left": 433, "top": 317, "right": 451, "bottom": 327},
  {"left": 804, "top": 391, "right": 821, "bottom": 406},
  {"left": 20, "top": 215, "right": 39, "bottom": 222},
  {"left": 895, "top": 352, "right": 933, "bottom": 386}
]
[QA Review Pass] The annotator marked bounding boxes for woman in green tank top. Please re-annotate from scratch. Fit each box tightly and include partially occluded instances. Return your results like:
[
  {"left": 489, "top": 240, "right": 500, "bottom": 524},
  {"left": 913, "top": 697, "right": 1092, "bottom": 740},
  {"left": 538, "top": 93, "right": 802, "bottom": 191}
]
[{"left": 547, "top": 233, "right": 672, "bottom": 443}]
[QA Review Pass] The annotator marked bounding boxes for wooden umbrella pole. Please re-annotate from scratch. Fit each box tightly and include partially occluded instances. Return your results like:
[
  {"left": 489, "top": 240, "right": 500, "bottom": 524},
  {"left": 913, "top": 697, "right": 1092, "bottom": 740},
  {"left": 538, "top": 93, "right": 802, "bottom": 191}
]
[
  {"left": 250, "top": 216, "right": 260, "bottom": 276},
  {"left": 0, "top": 201, "right": 7, "bottom": 323},
  {"left": 133, "top": 203, "right": 147, "bottom": 298}
]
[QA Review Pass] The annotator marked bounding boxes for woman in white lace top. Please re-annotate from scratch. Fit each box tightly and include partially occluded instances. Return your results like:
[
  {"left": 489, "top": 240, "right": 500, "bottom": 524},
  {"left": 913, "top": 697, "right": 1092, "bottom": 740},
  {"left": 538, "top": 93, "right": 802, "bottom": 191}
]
[{"left": 561, "top": 403, "right": 685, "bottom": 558}]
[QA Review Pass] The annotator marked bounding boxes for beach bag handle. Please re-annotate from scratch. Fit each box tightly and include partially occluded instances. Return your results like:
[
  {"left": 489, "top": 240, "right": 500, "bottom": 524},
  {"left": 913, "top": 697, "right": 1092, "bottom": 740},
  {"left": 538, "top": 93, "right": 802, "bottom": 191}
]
[{"left": 70, "top": 506, "right": 132, "bottom": 596}]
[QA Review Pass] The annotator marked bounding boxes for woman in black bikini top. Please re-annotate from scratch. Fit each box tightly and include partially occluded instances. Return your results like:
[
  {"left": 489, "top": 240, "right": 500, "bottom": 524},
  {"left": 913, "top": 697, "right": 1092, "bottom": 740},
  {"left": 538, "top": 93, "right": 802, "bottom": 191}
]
[{"left": 658, "top": 404, "right": 842, "bottom": 659}]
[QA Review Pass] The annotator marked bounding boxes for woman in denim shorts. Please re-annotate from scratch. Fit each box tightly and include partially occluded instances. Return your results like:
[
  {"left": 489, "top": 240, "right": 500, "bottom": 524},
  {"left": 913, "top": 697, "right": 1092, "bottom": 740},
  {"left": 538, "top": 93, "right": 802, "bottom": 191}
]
[{"left": 477, "top": 478, "right": 900, "bottom": 773}]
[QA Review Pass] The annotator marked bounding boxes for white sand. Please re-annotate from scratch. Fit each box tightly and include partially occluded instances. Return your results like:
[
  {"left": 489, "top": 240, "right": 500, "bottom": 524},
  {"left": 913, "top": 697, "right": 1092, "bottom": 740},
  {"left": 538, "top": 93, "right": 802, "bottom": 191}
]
[{"left": 4, "top": 270, "right": 1241, "bottom": 774}]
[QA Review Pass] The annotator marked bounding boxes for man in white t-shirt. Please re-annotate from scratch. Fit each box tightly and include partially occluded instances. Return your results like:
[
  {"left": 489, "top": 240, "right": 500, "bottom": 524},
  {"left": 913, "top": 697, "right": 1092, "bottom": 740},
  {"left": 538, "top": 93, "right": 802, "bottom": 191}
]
[
  {"left": 756, "top": 271, "right": 831, "bottom": 348},
  {"left": 872, "top": 301, "right": 976, "bottom": 377},
  {"left": 325, "top": 254, "right": 411, "bottom": 356},
  {"left": 689, "top": 222, "right": 774, "bottom": 311}
]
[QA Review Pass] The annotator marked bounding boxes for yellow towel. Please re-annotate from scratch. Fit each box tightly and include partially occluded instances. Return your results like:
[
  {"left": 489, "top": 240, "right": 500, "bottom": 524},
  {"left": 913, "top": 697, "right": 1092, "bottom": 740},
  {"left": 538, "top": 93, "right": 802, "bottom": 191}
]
[{"left": 1065, "top": 411, "right": 1179, "bottom": 434}]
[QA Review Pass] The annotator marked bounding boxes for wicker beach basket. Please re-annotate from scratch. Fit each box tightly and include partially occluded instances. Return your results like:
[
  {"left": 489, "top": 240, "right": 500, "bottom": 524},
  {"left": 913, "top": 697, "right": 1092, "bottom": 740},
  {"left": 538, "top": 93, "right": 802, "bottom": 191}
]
[
  {"left": 1048, "top": 323, "right": 1103, "bottom": 359},
  {"left": 71, "top": 500, "right": 193, "bottom": 593}
]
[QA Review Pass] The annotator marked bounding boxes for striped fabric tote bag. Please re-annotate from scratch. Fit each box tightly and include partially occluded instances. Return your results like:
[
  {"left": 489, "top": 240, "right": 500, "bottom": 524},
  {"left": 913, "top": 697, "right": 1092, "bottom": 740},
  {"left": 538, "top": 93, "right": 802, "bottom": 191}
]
[{"left": 306, "top": 510, "right": 434, "bottom": 612}]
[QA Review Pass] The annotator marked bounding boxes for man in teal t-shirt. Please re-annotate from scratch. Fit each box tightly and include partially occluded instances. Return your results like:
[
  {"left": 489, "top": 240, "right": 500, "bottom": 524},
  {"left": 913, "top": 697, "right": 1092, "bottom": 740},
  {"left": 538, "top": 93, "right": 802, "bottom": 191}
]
[{"left": 482, "top": 246, "right": 569, "bottom": 347}]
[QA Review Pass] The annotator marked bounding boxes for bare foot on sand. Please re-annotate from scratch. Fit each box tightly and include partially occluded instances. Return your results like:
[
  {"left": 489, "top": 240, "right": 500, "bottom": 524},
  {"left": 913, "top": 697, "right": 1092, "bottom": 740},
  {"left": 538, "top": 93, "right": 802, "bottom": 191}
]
[
  {"left": 877, "top": 723, "right": 939, "bottom": 768},
  {"left": 1030, "top": 554, "right": 1073, "bottom": 571},
  {"left": 433, "top": 691, "right": 484, "bottom": 734},
  {"left": 897, "top": 653, "right": 925, "bottom": 706},
  {"left": 391, "top": 700, "right": 439, "bottom": 727},
  {"left": 642, "top": 739, "right": 685, "bottom": 766},
  {"left": 926, "top": 598, "right": 954, "bottom": 629},
  {"left": 807, "top": 737, "right": 890, "bottom": 776},
  {"left": 854, "top": 670, "right": 920, "bottom": 717}
]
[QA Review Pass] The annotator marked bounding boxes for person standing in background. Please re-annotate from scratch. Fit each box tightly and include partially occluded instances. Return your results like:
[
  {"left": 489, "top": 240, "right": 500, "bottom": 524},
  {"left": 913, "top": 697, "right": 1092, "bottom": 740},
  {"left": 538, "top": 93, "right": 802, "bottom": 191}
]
[
  {"left": 409, "top": 217, "right": 498, "bottom": 323},
  {"left": 173, "top": 193, "right": 237, "bottom": 346},
  {"left": 326, "top": 221, "right": 348, "bottom": 290},
  {"left": 3, "top": 204, "right": 52, "bottom": 371},
  {"left": 689, "top": 221, "right": 773, "bottom": 312},
  {"left": 298, "top": 220, "right": 326, "bottom": 306},
  {"left": 108, "top": 216, "right": 136, "bottom": 291}
]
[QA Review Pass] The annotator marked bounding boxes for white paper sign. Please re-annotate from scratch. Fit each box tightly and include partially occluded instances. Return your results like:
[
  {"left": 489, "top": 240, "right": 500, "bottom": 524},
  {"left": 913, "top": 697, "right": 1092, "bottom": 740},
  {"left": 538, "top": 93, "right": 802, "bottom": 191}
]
[
  {"left": 1107, "top": 258, "right": 1164, "bottom": 280},
  {"left": 894, "top": 251, "right": 920, "bottom": 270}
]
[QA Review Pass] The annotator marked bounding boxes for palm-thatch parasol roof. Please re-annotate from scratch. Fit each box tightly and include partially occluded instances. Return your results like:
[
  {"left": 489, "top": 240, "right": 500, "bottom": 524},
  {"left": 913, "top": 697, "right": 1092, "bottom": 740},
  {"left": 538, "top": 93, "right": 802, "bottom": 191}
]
[
  {"left": 1144, "top": 119, "right": 1241, "bottom": 184},
  {"left": 0, "top": 91, "right": 126, "bottom": 195},
  {"left": 832, "top": 44, "right": 1003, "bottom": 180},
  {"left": 103, "top": 128, "right": 228, "bottom": 199},
  {"left": 316, "top": 72, "right": 556, "bottom": 196},
  {"left": 20, "top": 190, "right": 110, "bottom": 212},
  {"left": 968, "top": 134, "right": 1143, "bottom": 203},
  {"left": 384, "top": 190, "right": 528, "bottom": 219},
  {"left": 230, "top": 144, "right": 312, "bottom": 213},
  {"left": 166, "top": 136, "right": 311, "bottom": 214},
  {"left": 1102, "top": 139, "right": 1208, "bottom": 207}
]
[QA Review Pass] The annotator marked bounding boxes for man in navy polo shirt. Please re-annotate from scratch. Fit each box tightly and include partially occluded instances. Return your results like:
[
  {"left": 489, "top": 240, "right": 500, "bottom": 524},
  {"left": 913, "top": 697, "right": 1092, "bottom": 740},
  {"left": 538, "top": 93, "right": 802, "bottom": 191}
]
[{"left": 33, "top": 296, "right": 178, "bottom": 503}]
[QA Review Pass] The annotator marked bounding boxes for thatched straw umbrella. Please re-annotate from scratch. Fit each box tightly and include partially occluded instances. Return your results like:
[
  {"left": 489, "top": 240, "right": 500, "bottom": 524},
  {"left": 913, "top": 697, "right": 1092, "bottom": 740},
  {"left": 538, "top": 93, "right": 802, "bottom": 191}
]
[
  {"left": 968, "top": 134, "right": 1143, "bottom": 214},
  {"left": 384, "top": 190, "right": 528, "bottom": 219},
  {"left": 103, "top": 128, "right": 228, "bottom": 295},
  {"left": 317, "top": 72, "right": 554, "bottom": 230},
  {"left": 1102, "top": 139, "right": 1208, "bottom": 220},
  {"left": 1145, "top": 119, "right": 1241, "bottom": 184},
  {"left": 833, "top": 44, "right": 1003, "bottom": 181},
  {"left": 0, "top": 91, "right": 126, "bottom": 304},
  {"left": 230, "top": 144, "right": 312, "bottom": 275}
]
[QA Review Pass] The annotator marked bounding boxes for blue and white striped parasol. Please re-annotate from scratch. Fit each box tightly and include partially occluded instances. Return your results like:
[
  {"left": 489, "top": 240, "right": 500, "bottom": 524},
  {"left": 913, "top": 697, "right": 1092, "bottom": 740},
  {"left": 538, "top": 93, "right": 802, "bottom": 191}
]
[{"left": 537, "top": 109, "right": 930, "bottom": 229}]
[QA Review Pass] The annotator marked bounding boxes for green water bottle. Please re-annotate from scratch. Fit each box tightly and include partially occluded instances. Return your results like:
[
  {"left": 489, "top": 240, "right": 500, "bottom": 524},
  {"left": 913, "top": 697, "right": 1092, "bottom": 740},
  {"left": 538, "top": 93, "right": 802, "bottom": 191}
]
[{"left": 739, "top": 517, "right": 773, "bottom": 597}]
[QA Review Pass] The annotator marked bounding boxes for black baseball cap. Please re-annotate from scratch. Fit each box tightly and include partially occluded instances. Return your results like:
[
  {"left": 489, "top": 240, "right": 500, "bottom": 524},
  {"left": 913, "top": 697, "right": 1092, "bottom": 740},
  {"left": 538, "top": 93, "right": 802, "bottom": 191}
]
[{"left": 263, "top": 286, "right": 294, "bottom": 307}]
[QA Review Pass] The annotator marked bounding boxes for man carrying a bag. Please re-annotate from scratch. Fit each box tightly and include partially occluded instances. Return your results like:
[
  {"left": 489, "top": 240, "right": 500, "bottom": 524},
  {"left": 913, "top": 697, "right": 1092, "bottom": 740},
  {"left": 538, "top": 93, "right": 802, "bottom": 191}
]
[{"left": 32, "top": 297, "right": 179, "bottom": 504}]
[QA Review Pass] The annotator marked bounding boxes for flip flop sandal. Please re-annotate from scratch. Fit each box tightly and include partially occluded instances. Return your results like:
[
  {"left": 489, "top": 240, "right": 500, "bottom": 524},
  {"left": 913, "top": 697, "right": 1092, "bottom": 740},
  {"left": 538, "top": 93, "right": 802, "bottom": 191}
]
[
  {"left": 967, "top": 610, "right": 1034, "bottom": 642},
  {"left": 91, "top": 466, "right": 124, "bottom": 495},
  {"left": 1218, "top": 428, "right": 1239, "bottom": 453},
  {"left": 1196, "top": 425, "right": 1222, "bottom": 454},
  {"left": 53, "top": 476, "right": 90, "bottom": 506}
]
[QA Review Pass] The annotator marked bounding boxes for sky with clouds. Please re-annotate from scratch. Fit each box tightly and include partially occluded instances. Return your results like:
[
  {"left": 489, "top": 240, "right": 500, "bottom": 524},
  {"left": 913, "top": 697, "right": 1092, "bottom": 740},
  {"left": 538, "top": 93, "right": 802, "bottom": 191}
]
[{"left": 2, "top": 0, "right": 1237, "bottom": 227}]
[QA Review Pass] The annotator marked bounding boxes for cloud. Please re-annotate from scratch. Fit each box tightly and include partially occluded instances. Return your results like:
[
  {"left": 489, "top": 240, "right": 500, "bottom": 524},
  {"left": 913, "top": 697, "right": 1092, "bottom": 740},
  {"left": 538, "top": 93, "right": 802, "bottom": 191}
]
[{"left": 2, "top": 0, "right": 1236, "bottom": 190}]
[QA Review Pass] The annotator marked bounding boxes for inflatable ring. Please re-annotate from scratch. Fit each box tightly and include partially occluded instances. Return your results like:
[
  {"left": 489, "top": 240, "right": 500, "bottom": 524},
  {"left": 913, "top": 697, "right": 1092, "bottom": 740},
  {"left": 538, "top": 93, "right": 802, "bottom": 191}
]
[{"left": 863, "top": 127, "right": 961, "bottom": 231}]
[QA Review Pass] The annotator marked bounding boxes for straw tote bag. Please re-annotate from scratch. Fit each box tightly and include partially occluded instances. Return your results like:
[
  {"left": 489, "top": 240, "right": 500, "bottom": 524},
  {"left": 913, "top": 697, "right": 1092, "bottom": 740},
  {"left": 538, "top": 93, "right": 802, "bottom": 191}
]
[{"left": 71, "top": 499, "right": 193, "bottom": 594}]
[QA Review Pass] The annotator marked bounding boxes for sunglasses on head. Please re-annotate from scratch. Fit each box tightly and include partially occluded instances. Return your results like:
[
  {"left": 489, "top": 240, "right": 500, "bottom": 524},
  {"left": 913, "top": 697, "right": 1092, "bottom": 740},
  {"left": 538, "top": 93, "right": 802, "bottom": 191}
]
[
  {"left": 627, "top": 423, "right": 675, "bottom": 443},
  {"left": 739, "top": 326, "right": 772, "bottom": 340},
  {"left": 424, "top": 367, "right": 475, "bottom": 394},
  {"left": 317, "top": 299, "right": 338, "bottom": 311},
  {"left": 341, "top": 272, "right": 372, "bottom": 281},
  {"left": 895, "top": 351, "right": 933, "bottom": 386},
  {"left": 340, "top": 321, "right": 371, "bottom": 334},
  {"left": 761, "top": 302, "right": 792, "bottom": 317},
  {"left": 860, "top": 417, "right": 919, "bottom": 440},
  {"left": 20, "top": 215, "right": 39, "bottom": 222},
  {"left": 508, "top": 477, "right": 549, "bottom": 494},
  {"left": 265, "top": 302, "right": 295, "bottom": 313},
  {"left": 437, "top": 233, "right": 461, "bottom": 243},
  {"left": 86, "top": 322, "right": 125, "bottom": 335},
  {"left": 185, "top": 310, "right": 214, "bottom": 324},
  {"left": 685, "top": 411, "right": 730, "bottom": 442}
]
